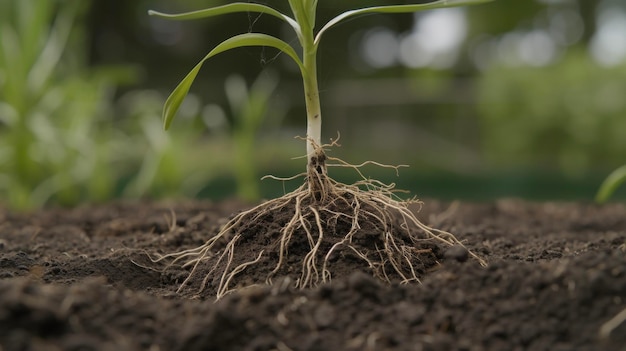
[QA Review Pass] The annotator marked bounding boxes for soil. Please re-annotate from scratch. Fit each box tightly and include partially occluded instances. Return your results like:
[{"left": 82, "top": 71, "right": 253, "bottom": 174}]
[{"left": 0, "top": 198, "right": 625, "bottom": 351}]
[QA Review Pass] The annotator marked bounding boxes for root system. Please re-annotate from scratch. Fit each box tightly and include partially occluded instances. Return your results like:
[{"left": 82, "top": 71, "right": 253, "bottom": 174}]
[{"left": 156, "top": 145, "right": 484, "bottom": 299}]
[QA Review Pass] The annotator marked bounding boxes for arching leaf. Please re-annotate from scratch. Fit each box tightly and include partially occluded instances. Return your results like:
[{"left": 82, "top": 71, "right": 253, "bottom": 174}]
[
  {"left": 316, "top": 0, "right": 493, "bottom": 45},
  {"left": 149, "top": 3, "right": 300, "bottom": 36},
  {"left": 162, "top": 33, "right": 303, "bottom": 130},
  {"left": 596, "top": 165, "right": 626, "bottom": 203}
]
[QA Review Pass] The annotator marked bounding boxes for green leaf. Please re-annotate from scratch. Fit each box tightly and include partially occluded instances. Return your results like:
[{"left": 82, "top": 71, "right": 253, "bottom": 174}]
[
  {"left": 595, "top": 165, "right": 626, "bottom": 203},
  {"left": 316, "top": 0, "right": 493, "bottom": 45},
  {"left": 162, "top": 33, "right": 303, "bottom": 130},
  {"left": 148, "top": 3, "right": 300, "bottom": 36}
]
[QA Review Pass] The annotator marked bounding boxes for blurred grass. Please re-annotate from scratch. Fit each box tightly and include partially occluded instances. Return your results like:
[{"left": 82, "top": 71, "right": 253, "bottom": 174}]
[
  {"left": 0, "top": 0, "right": 121, "bottom": 209},
  {"left": 0, "top": 1, "right": 227, "bottom": 209}
]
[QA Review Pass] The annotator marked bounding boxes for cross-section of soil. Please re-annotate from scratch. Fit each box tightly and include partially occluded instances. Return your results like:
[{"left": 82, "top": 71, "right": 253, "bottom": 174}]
[{"left": 0, "top": 199, "right": 624, "bottom": 350}]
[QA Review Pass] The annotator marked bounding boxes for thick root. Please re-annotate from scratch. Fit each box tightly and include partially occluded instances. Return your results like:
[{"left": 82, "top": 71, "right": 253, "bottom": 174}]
[{"left": 155, "top": 148, "right": 484, "bottom": 299}]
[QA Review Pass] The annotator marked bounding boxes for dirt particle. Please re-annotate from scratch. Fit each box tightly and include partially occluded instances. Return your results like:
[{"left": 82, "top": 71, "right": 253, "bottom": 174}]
[
  {"left": 348, "top": 271, "right": 379, "bottom": 291},
  {"left": 393, "top": 301, "right": 423, "bottom": 324},
  {"left": 0, "top": 271, "right": 14, "bottom": 278},
  {"left": 444, "top": 245, "right": 469, "bottom": 262},
  {"left": 313, "top": 302, "right": 335, "bottom": 328}
]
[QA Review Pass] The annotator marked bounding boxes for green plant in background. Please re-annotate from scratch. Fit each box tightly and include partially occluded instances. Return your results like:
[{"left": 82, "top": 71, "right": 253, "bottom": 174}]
[
  {"left": 208, "top": 71, "right": 285, "bottom": 201},
  {"left": 0, "top": 0, "right": 218, "bottom": 209},
  {"left": 117, "top": 90, "right": 205, "bottom": 199},
  {"left": 478, "top": 50, "right": 626, "bottom": 177},
  {"left": 150, "top": 0, "right": 490, "bottom": 298},
  {"left": 596, "top": 165, "right": 626, "bottom": 203},
  {"left": 0, "top": 0, "right": 122, "bottom": 209},
  {"left": 118, "top": 79, "right": 286, "bottom": 201},
  {"left": 115, "top": 84, "right": 288, "bottom": 202}
]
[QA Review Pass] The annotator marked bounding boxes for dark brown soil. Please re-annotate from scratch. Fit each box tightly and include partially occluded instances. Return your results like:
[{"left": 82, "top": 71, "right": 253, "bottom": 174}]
[{"left": 0, "top": 198, "right": 625, "bottom": 351}]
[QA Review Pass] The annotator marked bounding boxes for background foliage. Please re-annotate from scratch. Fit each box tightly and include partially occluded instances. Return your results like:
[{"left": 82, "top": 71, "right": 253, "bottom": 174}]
[{"left": 1, "top": 0, "right": 625, "bottom": 208}]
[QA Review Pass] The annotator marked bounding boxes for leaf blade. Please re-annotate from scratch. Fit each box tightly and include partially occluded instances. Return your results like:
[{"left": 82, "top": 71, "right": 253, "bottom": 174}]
[
  {"left": 595, "top": 165, "right": 626, "bottom": 203},
  {"left": 148, "top": 3, "right": 300, "bottom": 35},
  {"left": 316, "top": 0, "right": 493, "bottom": 45},
  {"left": 162, "top": 33, "right": 303, "bottom": 130}
]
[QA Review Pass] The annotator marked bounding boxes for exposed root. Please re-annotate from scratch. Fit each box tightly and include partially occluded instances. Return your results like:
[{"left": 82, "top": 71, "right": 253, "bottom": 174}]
[{"left": 154, "top": 142, "right": 485, "bottom": 299}]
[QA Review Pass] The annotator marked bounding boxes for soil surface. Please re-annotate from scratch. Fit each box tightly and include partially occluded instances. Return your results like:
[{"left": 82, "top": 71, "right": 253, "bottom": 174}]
[{"left": 0, "top": 198, "right": 625, "bottom": 350}]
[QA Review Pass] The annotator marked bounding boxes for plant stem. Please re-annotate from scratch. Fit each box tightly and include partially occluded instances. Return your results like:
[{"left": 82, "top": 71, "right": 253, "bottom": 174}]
[
  {"left": 303, "top": 47, "right": 322, "bottom": 161},
  {"left": 296, "top": 7, "right": 324, "bottom": 174},
  {"left": 289, "top": 0, "right": 327, "bottom": 201}
]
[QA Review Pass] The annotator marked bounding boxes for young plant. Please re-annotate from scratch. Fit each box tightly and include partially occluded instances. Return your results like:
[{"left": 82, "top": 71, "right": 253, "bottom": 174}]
[{"left": 150, "top": 0, "right": 491, "bottom": 298}]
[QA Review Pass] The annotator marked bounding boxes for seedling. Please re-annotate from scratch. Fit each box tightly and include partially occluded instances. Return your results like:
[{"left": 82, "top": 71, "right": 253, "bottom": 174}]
[{"left": 150, "top": 0, "right": 490, "bottom": 298}]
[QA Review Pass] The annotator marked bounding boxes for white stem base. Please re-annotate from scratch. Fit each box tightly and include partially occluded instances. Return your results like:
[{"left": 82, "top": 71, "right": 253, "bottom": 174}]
[{"left": 306, "top": 113, "right": 322, "bottom": 160}]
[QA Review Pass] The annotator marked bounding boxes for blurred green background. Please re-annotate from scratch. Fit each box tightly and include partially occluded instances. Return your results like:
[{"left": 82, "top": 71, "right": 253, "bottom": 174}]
[{"left": 1, "top": 0, "right": 625, "bottom": 209}]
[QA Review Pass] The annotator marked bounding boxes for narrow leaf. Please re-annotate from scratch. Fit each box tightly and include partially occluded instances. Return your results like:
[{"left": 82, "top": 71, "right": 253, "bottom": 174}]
[
  {"left": 316, "top": 0, "right": 493, "bottom": 45},
  {"left": 148, "top": 3, "right": 300, "bottom": 36},
  {"left": 162, "top": 33, "right": 303, "bottom": 130},
  {"left": 595, "top": 165, "right": 626, "bottom": 203}
]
